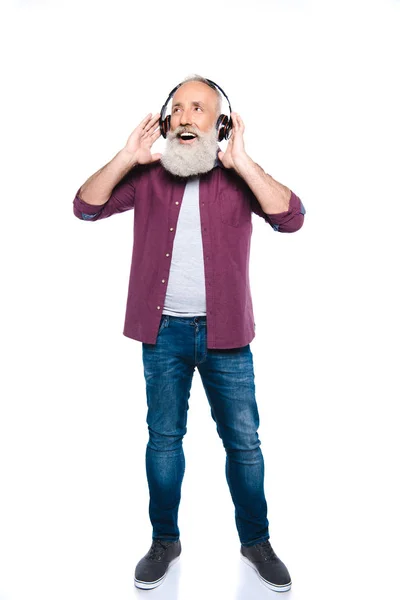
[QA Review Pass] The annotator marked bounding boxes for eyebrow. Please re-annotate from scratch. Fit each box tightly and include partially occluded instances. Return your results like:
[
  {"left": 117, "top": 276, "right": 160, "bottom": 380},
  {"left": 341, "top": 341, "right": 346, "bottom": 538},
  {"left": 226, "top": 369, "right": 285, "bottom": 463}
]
[{"left": 172, "top": 101, "right": 206, "bottom": 109}]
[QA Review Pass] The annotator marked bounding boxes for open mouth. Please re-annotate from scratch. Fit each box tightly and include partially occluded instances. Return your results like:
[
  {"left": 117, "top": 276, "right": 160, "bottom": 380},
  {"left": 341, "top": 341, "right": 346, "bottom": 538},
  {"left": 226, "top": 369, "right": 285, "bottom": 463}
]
[{"left": 177, "top": 132, "right": 198, "bottom": 144}]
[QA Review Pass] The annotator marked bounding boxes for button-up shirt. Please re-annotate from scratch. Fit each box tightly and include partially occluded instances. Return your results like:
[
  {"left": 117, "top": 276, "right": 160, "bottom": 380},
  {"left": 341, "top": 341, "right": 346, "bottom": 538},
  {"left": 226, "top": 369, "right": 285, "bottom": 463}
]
[{"left": 73, "top": 157, "right": 305, "bottom": 348}]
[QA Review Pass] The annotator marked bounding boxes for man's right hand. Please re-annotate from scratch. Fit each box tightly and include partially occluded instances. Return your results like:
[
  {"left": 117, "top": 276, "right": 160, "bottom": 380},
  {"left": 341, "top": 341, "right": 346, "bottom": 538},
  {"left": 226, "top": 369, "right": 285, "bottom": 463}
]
[
  {"left": 77, "top": 113, "right": 162, "bottom": 207},
  {"left": 124, "top": 113, "right": 162, "bottom": 165}
]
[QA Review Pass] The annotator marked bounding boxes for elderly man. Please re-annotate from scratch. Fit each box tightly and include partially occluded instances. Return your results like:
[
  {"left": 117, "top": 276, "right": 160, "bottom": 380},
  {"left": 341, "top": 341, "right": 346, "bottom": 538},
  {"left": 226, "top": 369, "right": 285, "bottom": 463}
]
[{"left": 73, "top": 74, "right": 305, "bottom": 593}]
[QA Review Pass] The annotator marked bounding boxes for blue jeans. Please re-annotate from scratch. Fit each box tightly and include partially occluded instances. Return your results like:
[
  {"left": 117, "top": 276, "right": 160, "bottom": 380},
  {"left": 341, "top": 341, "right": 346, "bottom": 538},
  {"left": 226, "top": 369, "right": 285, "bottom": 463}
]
[{"left": 141, "top": 315, "right": 269, "bottom": 547}]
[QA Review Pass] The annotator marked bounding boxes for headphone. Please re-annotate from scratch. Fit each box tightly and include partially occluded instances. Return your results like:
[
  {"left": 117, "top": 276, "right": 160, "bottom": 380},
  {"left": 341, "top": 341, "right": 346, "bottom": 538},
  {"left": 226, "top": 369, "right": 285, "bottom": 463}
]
[{"left": 159, "top": 78, "right": 233, "bottom": 142}]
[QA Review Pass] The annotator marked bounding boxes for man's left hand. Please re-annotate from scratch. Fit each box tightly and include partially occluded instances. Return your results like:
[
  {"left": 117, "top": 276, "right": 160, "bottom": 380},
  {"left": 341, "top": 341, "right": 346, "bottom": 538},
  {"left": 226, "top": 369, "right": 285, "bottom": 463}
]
[{"left": 218, "top": 112, "right": 249, "bottom": 170}]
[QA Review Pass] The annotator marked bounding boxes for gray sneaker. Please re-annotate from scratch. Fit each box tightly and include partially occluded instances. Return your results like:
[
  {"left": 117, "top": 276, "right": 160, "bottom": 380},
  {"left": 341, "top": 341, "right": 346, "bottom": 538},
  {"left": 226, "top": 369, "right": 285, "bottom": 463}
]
[
  {"left": 134, "top": 539, "right": 181, "bottom": 590},
  {"left": 240, "top": 539, "right": 292, "bottom": 592}
]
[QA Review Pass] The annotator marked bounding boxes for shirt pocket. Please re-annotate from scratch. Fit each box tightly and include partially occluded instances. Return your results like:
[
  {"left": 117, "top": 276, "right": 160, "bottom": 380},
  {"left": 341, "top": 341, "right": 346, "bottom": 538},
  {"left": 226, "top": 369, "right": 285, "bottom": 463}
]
[{"left": 219, "top": 187, "right": 252, "bottom": 227}]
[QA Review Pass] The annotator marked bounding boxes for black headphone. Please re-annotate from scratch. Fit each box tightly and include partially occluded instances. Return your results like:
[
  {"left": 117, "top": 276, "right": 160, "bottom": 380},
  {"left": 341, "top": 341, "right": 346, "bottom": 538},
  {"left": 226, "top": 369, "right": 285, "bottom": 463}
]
[{"left": 159, "top": 78, "right": 233, "bottom": 142}]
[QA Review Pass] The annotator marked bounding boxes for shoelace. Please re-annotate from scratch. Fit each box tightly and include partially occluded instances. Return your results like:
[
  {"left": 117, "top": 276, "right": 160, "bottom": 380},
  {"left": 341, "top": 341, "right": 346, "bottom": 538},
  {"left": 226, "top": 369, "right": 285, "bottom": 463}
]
[
  {"left": 257, "top": 540, "right": 279, "bottom": 562},
  {"left": 148, "top": 539, "right": 173, "bottom": 561}
]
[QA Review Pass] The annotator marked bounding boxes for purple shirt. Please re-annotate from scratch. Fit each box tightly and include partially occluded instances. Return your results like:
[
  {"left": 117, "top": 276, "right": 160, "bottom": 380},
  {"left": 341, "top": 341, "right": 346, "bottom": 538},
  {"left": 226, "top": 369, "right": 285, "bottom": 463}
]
[{"left": 73, "top": 158, "right": 305, "bottom": 348}]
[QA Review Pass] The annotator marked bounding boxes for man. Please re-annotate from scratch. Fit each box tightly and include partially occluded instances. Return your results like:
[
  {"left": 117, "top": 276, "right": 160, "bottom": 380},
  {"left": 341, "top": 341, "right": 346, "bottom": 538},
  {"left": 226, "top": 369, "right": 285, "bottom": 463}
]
[{"left": 73, "top": 75, "right": 305, "bottom": 593}]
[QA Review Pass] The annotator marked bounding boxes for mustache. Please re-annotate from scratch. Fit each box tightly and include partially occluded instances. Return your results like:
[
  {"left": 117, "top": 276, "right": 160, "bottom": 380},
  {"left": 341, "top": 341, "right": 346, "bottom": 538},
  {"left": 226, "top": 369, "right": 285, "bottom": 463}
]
[{"left": 170, "top": 125, "right": 203, "bottom": 139}]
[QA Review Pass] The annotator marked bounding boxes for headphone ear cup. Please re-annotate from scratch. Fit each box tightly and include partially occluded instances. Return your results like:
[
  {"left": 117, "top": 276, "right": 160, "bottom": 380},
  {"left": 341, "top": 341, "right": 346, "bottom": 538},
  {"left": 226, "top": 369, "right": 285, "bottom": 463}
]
[
  {"left": 216, "top": 114, "right": 231, "bottom": 141},
  {"left": 159, "top": 115, "right": 171, "bottom": 139},
  {"left": 165, "top": 115, "right": 171, "bottom": 136}
]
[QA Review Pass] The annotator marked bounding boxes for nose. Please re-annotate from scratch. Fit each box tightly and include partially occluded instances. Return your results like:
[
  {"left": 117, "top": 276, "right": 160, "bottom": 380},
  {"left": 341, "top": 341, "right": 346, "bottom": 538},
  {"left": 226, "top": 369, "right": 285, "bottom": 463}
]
[{"left": 179, "top": 108, "right": 192, "bottom": 126}]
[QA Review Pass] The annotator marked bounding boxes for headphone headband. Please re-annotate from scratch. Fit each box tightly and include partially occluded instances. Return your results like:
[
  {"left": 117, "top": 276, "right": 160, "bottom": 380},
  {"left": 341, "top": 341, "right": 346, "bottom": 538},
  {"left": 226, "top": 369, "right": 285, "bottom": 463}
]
[{"left": 159, "top": 78, "right": 233, "bottom": 141}]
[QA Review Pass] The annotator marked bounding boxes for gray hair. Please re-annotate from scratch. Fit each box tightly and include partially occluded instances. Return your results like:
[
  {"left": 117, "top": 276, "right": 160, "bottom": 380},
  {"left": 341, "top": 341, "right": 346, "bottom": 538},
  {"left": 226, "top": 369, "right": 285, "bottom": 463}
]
[{"left": 179, "top": 74, "right": 222, "bottom": 116}]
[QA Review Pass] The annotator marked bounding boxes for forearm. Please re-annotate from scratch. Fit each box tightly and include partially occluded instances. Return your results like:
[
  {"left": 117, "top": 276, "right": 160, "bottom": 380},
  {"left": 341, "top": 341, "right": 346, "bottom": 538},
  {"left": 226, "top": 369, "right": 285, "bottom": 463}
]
[
  {"left": 234, "top": 156, "right": 291, "bottom": 214},
  {"left": 78, "top": 149, "right": 138, "bottom": 206}
]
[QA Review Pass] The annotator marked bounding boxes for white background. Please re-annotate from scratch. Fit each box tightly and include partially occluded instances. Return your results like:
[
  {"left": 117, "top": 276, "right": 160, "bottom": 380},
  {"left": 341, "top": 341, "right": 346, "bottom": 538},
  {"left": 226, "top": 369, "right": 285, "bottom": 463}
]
[{"left": 1, "top": 1, "right": 399, "bottom": 599}]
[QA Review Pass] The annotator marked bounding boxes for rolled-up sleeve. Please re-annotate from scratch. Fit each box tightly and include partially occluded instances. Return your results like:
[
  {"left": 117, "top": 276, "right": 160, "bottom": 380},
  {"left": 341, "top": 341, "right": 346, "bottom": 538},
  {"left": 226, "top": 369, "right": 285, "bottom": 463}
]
[
  {"left": 73, "top": 192, "right": 105, "bottom": 221},
  {"left": 72, "top": 166, "right": 142, "bottom": 221},
  {"left": 251, "top": 190, "right": 305, "bottom": 233}
]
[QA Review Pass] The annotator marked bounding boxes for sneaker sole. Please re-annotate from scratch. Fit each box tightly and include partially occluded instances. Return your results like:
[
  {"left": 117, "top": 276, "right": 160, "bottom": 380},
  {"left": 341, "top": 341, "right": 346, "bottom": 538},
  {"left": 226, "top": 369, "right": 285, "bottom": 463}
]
[
  {"left": 134, "top": 555, "right": 181, "bottom": 590},
  {"left": 240, "top": 555, "right": 292, "bottom": 593}
]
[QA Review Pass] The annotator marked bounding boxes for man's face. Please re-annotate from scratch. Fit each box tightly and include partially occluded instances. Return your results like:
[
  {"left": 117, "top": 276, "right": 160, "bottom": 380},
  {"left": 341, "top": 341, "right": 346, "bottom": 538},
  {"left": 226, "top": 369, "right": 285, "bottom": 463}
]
[
  {"left": 160, "top": 82, "right": 220, "bottom": 178},
  {"left": 170, "top": 81, "right": 219, "bottom": 139}
]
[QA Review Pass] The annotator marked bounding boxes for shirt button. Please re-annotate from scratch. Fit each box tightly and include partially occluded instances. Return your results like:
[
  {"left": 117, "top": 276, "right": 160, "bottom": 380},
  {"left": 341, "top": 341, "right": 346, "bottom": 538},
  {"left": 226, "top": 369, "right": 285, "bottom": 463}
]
[
  {"left": 161, "top": 279, "right": 165, "bottom": 283},
  {"left": 170, "top": 227, "right": 174, "bottom": 231},
  {"left": 175, "top": 202, "right": 179, "bottom": 205},
  {"left": 157, "top": 306, "right": 160, "bottom": 310},
  {"left": 166, "top": 253, "right": 170, "bottom": 257}
]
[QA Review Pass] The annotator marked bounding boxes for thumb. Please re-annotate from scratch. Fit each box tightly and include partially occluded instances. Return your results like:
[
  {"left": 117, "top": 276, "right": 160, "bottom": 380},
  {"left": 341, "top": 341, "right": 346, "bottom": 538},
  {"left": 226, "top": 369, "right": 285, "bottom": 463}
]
[
  {"left": 151, "top": 153, "right": 162, "bottom": 162},
  {"left": 218, "top": 150, "right": 224, "bottom": 160}
]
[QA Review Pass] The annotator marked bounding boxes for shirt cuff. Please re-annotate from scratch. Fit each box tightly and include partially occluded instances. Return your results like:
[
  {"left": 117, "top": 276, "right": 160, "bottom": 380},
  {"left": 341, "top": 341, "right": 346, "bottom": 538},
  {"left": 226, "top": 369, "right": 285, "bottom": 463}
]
[
  {"left": 73, "top": 187, "right": 106, "bottom": 220},
  {"left": 265, "top": 191, "right": 306, "bottom": 232}
]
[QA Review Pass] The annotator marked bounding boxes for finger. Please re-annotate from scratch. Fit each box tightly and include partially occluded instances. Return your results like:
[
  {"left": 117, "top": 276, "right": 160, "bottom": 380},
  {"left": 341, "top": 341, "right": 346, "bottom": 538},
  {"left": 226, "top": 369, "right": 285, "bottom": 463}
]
[
  {"left": 232, "top": 113, "right": 243, "bottom": 135},
  {"left": 139, "top": 113, "right": 159, "bottom": 133},
  {"left": 143, "top": 124, "right": 161, "bottom": 140},
  {"left": 150, "top": 128, "right": 161, "bottom": 139},
  {"left": 148, "top": 112, "right": 161, "bottom": 125},
  {"left": 144, "top": 113, "right": 161, "bottom": 132},
  {"left": 146, "top": 117, "right": 161, "bottom": 134},
  {"left": 236, "top": 114, "right": 245, "bottom": 131},
  {"left": 139, "top": 113, "right": 153, "bottom": 127}
]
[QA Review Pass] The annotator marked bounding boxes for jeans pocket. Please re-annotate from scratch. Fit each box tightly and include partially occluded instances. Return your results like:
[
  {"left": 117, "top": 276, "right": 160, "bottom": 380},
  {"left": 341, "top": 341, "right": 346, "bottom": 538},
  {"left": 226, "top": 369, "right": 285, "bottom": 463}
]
[{"left": 157, "top": 315, "right": 168, "bottom": 335}]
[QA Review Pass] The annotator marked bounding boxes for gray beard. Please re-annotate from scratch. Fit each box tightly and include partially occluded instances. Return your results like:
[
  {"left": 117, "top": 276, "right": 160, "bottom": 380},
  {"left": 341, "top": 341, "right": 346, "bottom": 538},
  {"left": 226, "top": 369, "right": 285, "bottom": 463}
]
[{"left": 161, "top": 126, "right": 218, "bottom": 178}]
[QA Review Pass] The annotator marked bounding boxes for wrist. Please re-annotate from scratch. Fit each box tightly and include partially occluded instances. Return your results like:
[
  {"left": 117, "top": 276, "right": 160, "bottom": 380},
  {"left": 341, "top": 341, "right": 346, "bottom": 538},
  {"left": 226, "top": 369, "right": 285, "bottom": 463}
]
[
  {"left": 119, "top": 147, "right": 138, "bottom": 168},
  {"left": 233, "top": 153, "right": 253, "bottom": 176}
]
